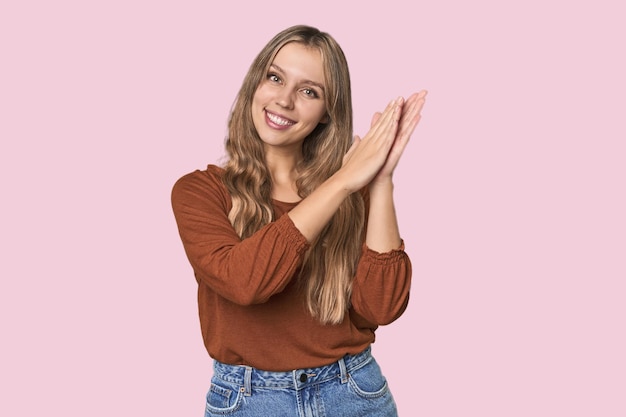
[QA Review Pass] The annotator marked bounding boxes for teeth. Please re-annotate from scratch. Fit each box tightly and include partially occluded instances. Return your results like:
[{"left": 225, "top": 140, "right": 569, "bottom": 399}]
[{"left": 267, "top": 112, "right": 295, "bottom": 126}]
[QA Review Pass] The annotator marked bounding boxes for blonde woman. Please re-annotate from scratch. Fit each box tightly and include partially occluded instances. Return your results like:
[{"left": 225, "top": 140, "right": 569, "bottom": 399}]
[{"left": 172, "top": 25, "right": 426, "bottom": 417}]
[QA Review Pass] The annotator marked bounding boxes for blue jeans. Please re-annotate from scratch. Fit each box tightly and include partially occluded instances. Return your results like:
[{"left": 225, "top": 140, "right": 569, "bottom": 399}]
[{"left": 204, "top": 346, "right": 398, "bottom": 417}]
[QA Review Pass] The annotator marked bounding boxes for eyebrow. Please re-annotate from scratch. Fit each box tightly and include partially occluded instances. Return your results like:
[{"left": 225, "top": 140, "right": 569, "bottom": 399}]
[{"left": 270, "top": 64, "right": 325, "bottom": 92}]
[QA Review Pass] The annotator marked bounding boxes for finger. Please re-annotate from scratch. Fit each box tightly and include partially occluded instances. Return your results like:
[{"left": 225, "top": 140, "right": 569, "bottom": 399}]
[
  {"left": 399, "top": 91, "right": 427, "bottom": 119},
  {"left": 402, "top": 91, "right": 427, "bottom": 117},
  {"left": 386, "top": 92, "right": 426, "bottom": 160},
  {"left": 373, "top": 102, "right": 402, "bottom": 147},
  {"left": 390, "top": 115, "right": 420, "bottom": 159},
  {"left": 410, "top": 90, "right": 428, "bottom": 102},
  {"left": 398, "top": 99, "right": 424, "bottom": 138},
  {"left": 350, "top": 135, "right": 362, "bottom": 152},
  {"left": 343, "top": 135, "right": 361, "bottom": 164},
  {"left": 393, "top": 109, "right": 421, "bottom": 155},
  {"left": 370, "top": 112, "right": 382, "bottom": 128},
  {"left": 396, "top": 92, "right": 426, "bottom": 141},
  {"left": 375, "top": 97, "right": 401, "bottom": 127},
  {"left": 383, "top": 111, "right": 423, "bottom": 168},
  {"left": 366, "top": 97, "right": 402, "bottom": 142}
]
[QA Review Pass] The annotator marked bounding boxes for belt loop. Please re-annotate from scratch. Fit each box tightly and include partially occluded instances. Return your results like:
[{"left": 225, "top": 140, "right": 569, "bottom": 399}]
[
  {"left": 243, "top": 366, "right": 252, "bottom": 397},
  {"left": 338, "top": 357, "right": 348, "bottom": 384}
]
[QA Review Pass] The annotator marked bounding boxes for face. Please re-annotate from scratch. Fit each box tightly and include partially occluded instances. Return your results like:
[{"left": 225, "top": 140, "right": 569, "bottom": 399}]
[{"left": 251, "top": 42, "right": 328, "bottom": 153}]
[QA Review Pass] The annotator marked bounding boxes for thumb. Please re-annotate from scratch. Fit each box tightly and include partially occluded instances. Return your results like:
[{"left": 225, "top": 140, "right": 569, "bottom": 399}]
[
  {"left": 370, "top": 112, "right": 382, "bottom": 128},
  {"left": 343, "top": 135, "right": 362, "bottom": 165}
]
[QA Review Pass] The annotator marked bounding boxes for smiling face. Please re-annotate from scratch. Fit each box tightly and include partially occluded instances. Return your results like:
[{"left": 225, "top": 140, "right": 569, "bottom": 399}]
[{"left": 251, "top": 42, "right": 328, "bottom": 154}]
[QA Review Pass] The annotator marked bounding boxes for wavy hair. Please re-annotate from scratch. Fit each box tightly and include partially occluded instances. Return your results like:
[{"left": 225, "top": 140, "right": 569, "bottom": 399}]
[{"left": 222, "top": 25, "right": 364, "bottom": 324}]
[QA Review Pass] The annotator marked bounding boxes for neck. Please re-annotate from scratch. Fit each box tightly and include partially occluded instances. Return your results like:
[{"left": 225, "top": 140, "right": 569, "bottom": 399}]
[{"left": 265, "top": 147, "right": 302, "bottom": 202}]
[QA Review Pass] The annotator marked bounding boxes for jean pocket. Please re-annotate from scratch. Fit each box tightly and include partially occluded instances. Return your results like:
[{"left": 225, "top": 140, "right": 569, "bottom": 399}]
[
  {"left": 205, "top": 378, "right": 243, "bottom": 415},
  {"left": 347, "top": 357, "right": 390, "bottom": 399}
]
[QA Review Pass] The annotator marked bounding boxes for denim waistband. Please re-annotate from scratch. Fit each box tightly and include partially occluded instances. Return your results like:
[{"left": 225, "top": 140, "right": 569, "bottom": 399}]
[{"left": 213, "top": 347, "right": 372, "bottom": 393}]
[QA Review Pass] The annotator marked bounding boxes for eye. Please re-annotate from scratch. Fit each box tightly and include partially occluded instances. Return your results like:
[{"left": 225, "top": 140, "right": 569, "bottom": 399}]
[
  {"left": 267, "top": 73, "right": 281, "bottom": 83},
  {"left": 302, "top": 88, "right": 319, "bottom": 98}
]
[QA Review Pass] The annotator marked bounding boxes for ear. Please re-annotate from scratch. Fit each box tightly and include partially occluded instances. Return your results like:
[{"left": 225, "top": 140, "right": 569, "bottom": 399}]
[{"left": 319, "top": 113, "right": 330, "bottom": 124}]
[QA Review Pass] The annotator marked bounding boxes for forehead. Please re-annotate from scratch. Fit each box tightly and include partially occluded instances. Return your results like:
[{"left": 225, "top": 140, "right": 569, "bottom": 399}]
[{"left": 271, "top": 42, "right": 325, "bottom": 85}]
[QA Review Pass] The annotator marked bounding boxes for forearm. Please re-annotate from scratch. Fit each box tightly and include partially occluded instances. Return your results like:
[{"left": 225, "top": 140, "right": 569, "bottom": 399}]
[
  {"left": 287, "top": 172, "right": 352, "bottom": 242},
  {"left": 172, "top": 170, "right": 311, "bottom": 305},
  {"left": 366, "top": 178, "right": 402, "bottom": 252}
]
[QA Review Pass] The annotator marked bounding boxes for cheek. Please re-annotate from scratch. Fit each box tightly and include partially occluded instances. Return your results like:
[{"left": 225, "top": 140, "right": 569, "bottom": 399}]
[
  {"left": 305, "top": 102, "right": 328, "bottom": 124},
  {"left": 251, "top": 93, "right": 262, "bottom": 109},
  {"left": 252, "top": 85, "right": 269, "bottom": 106}
]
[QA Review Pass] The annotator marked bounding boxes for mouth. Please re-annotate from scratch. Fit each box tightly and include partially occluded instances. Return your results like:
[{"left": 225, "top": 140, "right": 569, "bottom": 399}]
[{"left": 265, "top": 110, "right": 296, "bottom": 128}]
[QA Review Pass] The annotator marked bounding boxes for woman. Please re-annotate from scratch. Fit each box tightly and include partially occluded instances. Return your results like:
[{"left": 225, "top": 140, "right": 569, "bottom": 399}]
[{"left": 172, "top": 24, "right": 426, "bottom": 416}]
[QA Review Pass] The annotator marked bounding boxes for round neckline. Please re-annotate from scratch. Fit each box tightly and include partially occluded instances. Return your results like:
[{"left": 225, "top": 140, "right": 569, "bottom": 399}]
[{"left": 271, "top": 198, "right": 300, "bottom": 207}]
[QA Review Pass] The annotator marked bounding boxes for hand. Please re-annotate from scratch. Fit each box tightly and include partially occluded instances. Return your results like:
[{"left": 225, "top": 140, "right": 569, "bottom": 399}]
[
  {"left": 358, "top": 90, "right": 427, "bottom": 187},
  {"left": 338, "top": 97, "right": 404, "bottom": 192}
]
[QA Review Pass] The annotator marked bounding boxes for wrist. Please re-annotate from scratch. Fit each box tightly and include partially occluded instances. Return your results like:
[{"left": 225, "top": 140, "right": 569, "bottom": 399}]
[
  {"left": 369, "top": 175, "right": 394, "bottom": 193},
  {"left": 331, "top": 168, "right": 359, "bottom": 195}
]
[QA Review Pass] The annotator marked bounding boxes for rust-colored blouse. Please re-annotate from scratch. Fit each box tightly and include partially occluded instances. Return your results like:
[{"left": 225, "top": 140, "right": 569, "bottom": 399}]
[{"left": 171, "top": 165, "right": 411, "bottom": 371}]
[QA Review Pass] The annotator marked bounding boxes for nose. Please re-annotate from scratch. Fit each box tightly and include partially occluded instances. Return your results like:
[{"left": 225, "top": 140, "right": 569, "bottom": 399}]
[{"left": 275, "top": 88, "right": 294, "bottom": 109}]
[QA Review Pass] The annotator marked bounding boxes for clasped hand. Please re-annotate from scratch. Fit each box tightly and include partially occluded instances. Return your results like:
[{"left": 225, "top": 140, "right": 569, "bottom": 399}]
[{"left": 339, "top": 90, "right": 427, "bottom": 192}]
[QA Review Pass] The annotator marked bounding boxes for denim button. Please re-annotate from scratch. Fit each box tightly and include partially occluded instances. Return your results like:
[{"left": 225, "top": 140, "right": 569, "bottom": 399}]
[{"left": 299, "top": 373, "right": 307, "bottom": 382}]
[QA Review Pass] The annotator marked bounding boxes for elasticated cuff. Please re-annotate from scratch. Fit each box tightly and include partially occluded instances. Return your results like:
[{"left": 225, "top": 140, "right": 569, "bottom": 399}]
[
  {"left": 361, "top": 240, "right": 407, "bottom": 265},
  {"left": 275, "top": 213, "right": 311, "bottom": 255}
]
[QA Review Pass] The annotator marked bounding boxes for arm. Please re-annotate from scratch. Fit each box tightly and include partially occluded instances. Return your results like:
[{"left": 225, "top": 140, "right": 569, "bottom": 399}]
[
  {"left": 171, "top": 167, "right": 310, "bottom": 305},
  {"left": 351, "top": 91, "right": 427, "bottom": 323},
  {"left": 366, "top": 91, "right": 427, "bottom": 252},
  {"left": 289, "top": 91, "right": 425, "bottom": 244},
  {"left": 288, "top": 97, "right": 404, "bottom": 241},
  {"left": 350, "top": 243, "right": 412, "bottom": 325}
]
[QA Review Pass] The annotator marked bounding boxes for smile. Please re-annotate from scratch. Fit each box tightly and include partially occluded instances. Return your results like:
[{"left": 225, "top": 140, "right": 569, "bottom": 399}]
[{"left": 266, "top": 110, "right": 296, "bottom": 127}]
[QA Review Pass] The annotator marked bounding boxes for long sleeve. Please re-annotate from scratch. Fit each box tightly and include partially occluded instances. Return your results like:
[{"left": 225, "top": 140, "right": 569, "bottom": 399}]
[
  {"left": 171, "top": 166, "right": 310, "bottom": 306},
  {"left": 348, "top": 186, "right": 412, "bottom": 325},
  {"left": 350, "top": 243, "right": 411, "bottom": 325}
]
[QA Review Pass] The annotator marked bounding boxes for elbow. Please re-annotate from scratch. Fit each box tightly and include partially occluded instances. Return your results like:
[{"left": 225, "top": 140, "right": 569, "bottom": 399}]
[
  {"left": 228, "top": 291, "right": 270, "bottom": 306},
  {"left": 194, "top": 269, "right": 273, "bottom": 306},
  {"left": 354, "top": 292, "right": 410, "bottom": 326},
  {"left": 376, "top": 294, "right": 410, "bottom": 325}
]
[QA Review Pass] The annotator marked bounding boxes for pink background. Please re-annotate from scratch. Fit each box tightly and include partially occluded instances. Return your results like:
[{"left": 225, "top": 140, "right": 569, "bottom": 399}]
[{"left": 1, "top": 0, "right": 624, "bottom": 416}]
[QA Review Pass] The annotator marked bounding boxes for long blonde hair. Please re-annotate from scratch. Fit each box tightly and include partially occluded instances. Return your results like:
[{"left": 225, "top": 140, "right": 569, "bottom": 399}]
[{"left": 223, "top": 25, "right": 364, "bottom": 324}]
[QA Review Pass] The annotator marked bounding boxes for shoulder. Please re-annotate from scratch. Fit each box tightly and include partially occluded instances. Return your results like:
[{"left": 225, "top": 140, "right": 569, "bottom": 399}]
[
  {"left": 173, "top": 164, "right": 224, "bottom": 187},
  {"left": 171, "top": 164, "right": 230, "bottom": 208}
]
